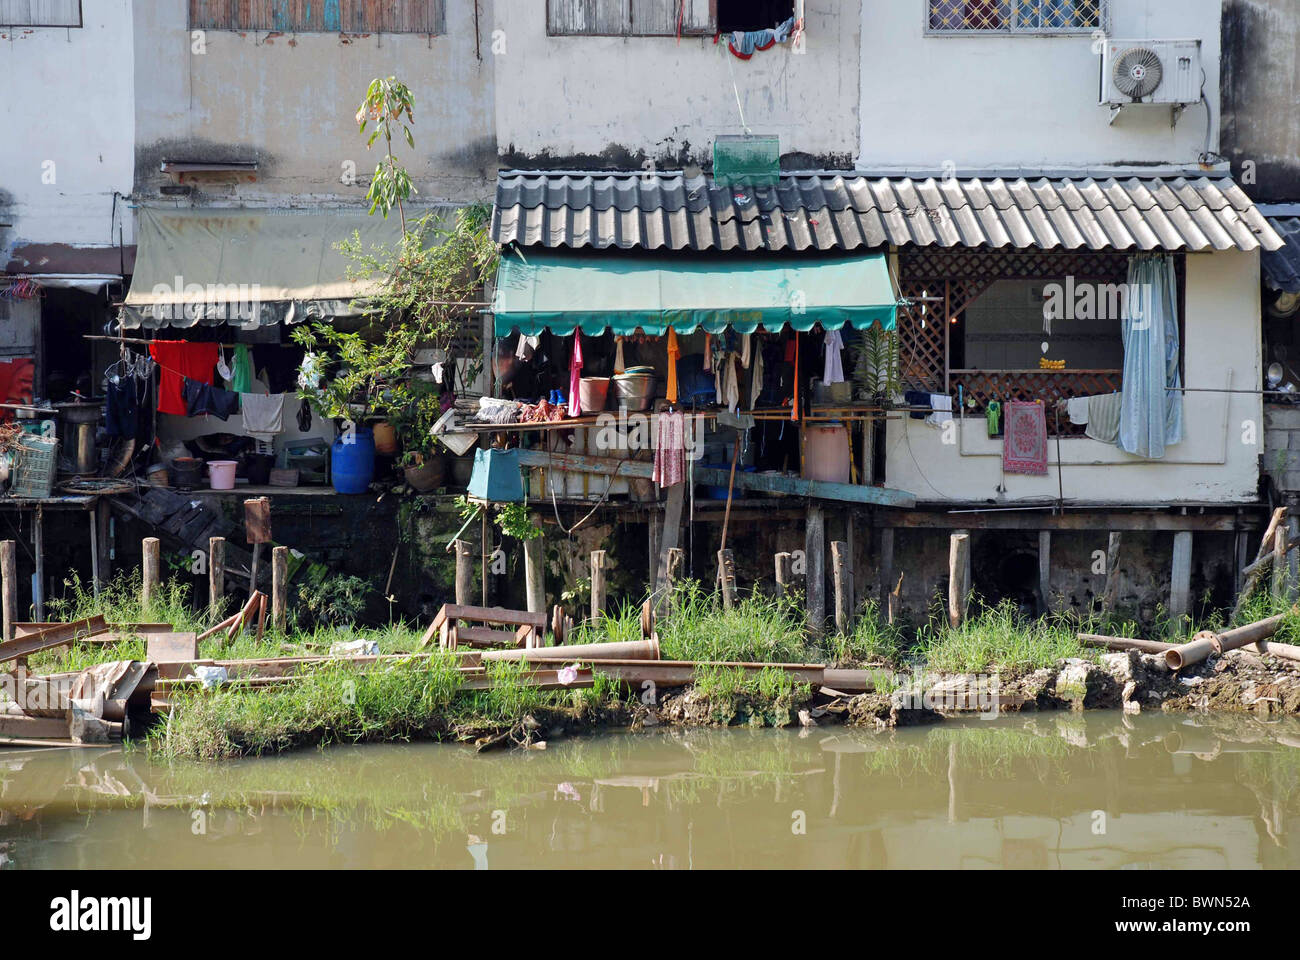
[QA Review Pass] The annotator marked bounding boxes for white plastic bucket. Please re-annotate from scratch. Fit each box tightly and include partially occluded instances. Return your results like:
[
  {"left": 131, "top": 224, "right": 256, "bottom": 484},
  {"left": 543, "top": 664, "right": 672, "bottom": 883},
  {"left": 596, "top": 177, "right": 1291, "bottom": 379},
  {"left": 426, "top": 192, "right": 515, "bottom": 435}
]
[{"left": 207, "top": 460, "right": 238, "bottom": 490}]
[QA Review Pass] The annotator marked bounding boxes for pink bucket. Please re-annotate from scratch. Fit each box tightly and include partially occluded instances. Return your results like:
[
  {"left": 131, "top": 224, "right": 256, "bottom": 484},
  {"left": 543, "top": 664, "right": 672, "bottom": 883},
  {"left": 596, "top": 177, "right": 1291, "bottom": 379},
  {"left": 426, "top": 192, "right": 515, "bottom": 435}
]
[{"left": 207, "top": 460, "right": 238, "bottom": 490}]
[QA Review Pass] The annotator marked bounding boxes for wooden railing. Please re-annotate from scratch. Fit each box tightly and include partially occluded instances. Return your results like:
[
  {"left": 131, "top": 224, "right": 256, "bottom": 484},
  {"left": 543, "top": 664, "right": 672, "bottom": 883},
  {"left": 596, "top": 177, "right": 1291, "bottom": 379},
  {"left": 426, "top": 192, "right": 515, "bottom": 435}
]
[{"left": 948, "top": 369, "right": 1122, "bottom": 436}]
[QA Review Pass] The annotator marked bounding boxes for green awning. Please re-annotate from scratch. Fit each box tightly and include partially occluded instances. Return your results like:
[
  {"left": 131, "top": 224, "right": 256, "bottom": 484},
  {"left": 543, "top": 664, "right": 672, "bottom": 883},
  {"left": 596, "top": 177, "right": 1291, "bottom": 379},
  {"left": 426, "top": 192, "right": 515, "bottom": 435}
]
[{"left": 493, "top": 251, "right": 898, "bottom": 338}]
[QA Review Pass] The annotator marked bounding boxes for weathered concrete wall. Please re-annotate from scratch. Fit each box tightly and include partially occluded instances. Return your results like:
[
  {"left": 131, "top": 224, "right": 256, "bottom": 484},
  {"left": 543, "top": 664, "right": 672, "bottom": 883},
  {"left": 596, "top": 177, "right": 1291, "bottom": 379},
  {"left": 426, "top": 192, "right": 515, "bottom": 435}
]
[
  {"left": 861, "top": 0, "right": 1223, "bottom": 172},
  {"left": 493, "top": 1, "right": 861, "bottom": 169},
  {"left": 883, "top": 248, "right": 1263, "bottom": 505},
  {"left": 1221, "top": 0, "right": 1300, "bottom": 201},
  {"left": 132, "top": 1, "right": 497, "bottom": 205},
  {"left": 0, "top": 2, "right": 136, "bottom": 265}
]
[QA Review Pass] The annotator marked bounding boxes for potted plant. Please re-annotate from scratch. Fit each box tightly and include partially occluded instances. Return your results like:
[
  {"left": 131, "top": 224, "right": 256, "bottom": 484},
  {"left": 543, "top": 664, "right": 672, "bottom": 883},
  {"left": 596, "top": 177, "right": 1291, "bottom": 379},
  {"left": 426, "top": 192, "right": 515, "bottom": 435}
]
[{"left": 389, "top": 380, "right": 447, "bottom": 493}]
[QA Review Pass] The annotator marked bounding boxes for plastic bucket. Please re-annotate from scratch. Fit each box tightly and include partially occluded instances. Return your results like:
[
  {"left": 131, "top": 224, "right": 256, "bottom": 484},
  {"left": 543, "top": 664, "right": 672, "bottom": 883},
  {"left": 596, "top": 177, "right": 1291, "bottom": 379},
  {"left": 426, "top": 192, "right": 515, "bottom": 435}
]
[{"left": 207, "top": 460, "right": 238, "bottom": 490}]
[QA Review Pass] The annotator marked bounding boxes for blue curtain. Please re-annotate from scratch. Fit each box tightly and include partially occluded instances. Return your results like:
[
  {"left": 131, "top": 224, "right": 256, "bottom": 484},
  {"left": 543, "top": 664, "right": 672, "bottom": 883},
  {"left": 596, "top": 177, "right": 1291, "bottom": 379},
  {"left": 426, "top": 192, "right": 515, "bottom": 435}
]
[{"left": 1119, "top": 254, "right": 1183, "bottom": 458}]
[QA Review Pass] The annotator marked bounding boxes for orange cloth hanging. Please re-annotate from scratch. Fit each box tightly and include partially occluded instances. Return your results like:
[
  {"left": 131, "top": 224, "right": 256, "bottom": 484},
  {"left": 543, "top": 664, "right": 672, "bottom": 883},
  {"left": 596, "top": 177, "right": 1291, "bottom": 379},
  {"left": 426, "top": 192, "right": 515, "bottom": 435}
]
[{"left": 666, "top": 328, "right": 680, "bottom": 403}]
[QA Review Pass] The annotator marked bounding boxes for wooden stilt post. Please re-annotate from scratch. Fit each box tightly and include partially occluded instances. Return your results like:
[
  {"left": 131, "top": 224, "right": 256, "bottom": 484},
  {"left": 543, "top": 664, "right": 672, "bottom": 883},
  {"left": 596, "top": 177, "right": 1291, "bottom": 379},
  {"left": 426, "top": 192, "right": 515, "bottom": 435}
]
[
  {"left": 1288, "top": 512, "right": 1299, "bottom": 599},
  {"left": 1, "top": 540, "right": 15, "bottom": 643},
  {"left": 947, "top": 531, "right": 970, "bottom": 629},
  {"left": 271, "top": 545, "right": 289, "bottom": 633},
  {"left": 805, "top": 503, "right": 825, "bottom": 635},
  {"left": 775, "top": 551, "right": 793, "bottom": 597},
  {"left": 1170, "top": 530, "right": 1193, "bottom": 624},
  {"left": 831, "top": 540, "right": 852, "bottom": 635},
  {"left": 248, "top": 543, "right": 261, "bottom": 600},
  {"left": 141, "top": 537, "right": 160, "bottom": 612},
  {"left": 89, "top": 510, "right": 100, "bottom": 600},
  {"left": 1234, "top": 530, "right": 1250, "bottom": 594},
  {"left": 33, "top": 507, "right": 44, "bottom": 623},
  {"left": 590, "top": 550, "right": 607, "bottom": 623},
  {"left": 1100, "top": 532, "right": 1122, "bottom": 615},
  {"left": 653, "top": 483, "right": 686, "bottom": 613},
  {"left": 454, "top": 539, "right": 475, "bottom": 607},
  {"left": 96, "top": 498, "right": 112, "bottom": 590},
  {"left": 1272, "top": 525, "right": 1288, "bottom": 600},
  {"left": 878, "top": 527, "right": 895, "bottom": 615},
  {"left": 1038, "top": 529, "right": 1052, "bottom": 615},
  {"left": 523, "top": 519, "right": 545, "bottom": 615},
  {"left": 717, "top": 549, "right": 736, "bottom": 610},
  {"left": 208, "top": 536, "right": 226, "bottom": 618}
]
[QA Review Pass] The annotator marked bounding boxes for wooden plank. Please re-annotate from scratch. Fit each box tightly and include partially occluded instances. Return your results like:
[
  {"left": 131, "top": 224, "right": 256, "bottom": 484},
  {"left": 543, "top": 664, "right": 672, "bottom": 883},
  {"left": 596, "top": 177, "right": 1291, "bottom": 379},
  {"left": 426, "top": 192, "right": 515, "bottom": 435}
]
[
  {"left": 0, "top": 715, "right": 72, "bottom": 740},
  {"left": 515, "top": 448, "right": 916, "bottom": 507},
  {"left": 433, "top": 604, "right": 547, "bottom": 629},
  {"left": 0, "top": 616, "right": 109, "bottom": 663},
  {"left": 831, "top": 540, "right": 851, "bottom": 634}
]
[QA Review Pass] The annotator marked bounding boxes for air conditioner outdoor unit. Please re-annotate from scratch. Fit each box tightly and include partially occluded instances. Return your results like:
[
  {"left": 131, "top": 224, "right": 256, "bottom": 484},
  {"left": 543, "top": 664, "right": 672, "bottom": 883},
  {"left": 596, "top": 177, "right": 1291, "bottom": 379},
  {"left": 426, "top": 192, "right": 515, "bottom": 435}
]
[{"left": 1099, "top": 39, "right": 1202, "bottom": 125}]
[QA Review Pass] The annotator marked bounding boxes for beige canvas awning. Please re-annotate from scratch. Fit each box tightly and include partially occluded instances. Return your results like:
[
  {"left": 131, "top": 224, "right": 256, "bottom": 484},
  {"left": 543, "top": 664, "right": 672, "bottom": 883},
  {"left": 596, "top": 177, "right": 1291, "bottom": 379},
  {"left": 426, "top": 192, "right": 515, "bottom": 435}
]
[{"left": 121, "top": 206, "right": 418, "bottom": 328}]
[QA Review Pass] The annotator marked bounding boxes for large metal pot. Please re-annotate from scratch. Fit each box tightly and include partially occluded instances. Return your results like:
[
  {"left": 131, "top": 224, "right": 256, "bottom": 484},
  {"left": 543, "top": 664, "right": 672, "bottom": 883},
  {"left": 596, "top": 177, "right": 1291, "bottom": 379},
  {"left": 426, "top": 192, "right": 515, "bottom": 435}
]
[
  {"left": 578, "top": 376, "right": 611, "bottom": 414},
  {"left": 612, "top": 372, "right": 655, "bottom": 411}
]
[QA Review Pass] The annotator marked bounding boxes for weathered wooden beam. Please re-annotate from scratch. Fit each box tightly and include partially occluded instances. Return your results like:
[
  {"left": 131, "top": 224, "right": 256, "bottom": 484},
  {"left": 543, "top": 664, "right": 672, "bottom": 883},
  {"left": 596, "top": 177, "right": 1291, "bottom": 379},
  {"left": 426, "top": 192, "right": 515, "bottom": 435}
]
[
  {"left": 453, "top": 539, "right": 475, "bottom": 607},
  {"left": 524, "top": 520, "right": 546, "bottom": 615},
  {"left": 775, "top": 551, "right": 793, "bottom": 597},
  {"left": 0, "top": 616, "right": 109, "bottom": 664},
  {"left": 1272, "top": 525, "right": 1290, "bottom": 600},
  {"left": 142, "top": 537, "right": 160, "bottom": 610},
  {"left": 0, "top": 540, "right": 15, "bottom": 643},
  {"left": 1100, "top": 532, "right": 1122, "bottom": 615},
  {"left": 805, "top": 504, "right": 825, "bottom": 636},
  {"left": 948, "top": 531, "right": 970, "bottom": 629},
  {"left": 590, "top": 550, "right": 607, "bottom": 623},
  {"left": 209, "top": 536, "right": 226, "bottom": 618},
  {"left": 878, "top": 527, "right": 895, "bottom": 616},
  {"left": 271, "top": 545, "right": 288, "bottom": 632},
  {"left": 831, "top": 540, "right": 852, "bottom": 635},
  {"left": 717, "top": 549, "right": 736, "bottom": 610},
  {"left": 1037, "top": 530, "right": 1052, "bottom": 615}
]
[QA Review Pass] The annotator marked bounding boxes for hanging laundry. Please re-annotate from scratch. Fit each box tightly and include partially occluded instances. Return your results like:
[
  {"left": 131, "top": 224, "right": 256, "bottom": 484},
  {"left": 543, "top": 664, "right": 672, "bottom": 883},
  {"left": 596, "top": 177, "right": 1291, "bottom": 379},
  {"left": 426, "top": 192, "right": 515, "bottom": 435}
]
[
  {"left": 149, "top": 341, "right": 219, "bottom": 416},
  {"left": 104, "top": 379, "right": 138, "bottom": 438},
  {"left": 1085, "top": 392, "right": 1122, "bottom": 444},
  {"left": 241, "top": 392, "right": 286, "bottom": 442},
  {"left": 653, "top": 410, "right": 686, "bottom": 487},
  {"left": 229, "top": 345, "right": 254, "bottom": 393},
  {"left": 823, "top": 330, "right": 845, "bottom": 385},
  {"left": 925, "top": 393, "right": 952, "bottom": 427},
  {"left": 750, "top": 344, "right": 765, "bottom": 409},
  {"left": 1003, "top": 401, "right": 1049, "bottom": 476},
  {"left": 1066, "top": 395, "right": 1090, "bottom": 426},
  {"left": 791, "top": 334, "right": 801, "bottom": 422},
  {"left": 703, "top": 333, "right": 712, "bottom": 371},
  {"left": 666, "top": 328, "right": 680, "bottom": 404},
  {"left": 721, "top": 355, "right": 741, "bottom": 413},
  {"left": 724, "top": 15, "right": 797, "bottom": 59},
  {"left": 740, "top": 333, "right": 752, "bottom": 369},
  {"left": 182, "top": 377, "right": 240, "bottom": 420},
  {"left": 515, "top": 334, "right": 540, "bottom": 362},
  {"left": 567, "top": 331, "right": 583, "bottom": 418}
]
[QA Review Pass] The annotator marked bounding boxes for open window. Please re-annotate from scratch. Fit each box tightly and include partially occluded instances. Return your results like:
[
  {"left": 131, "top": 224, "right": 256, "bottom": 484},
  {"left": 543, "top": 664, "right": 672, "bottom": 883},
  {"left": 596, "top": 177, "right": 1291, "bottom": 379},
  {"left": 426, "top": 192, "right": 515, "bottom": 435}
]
[{"left": 717, "top": 0, "right": 795, "bottom": 33}]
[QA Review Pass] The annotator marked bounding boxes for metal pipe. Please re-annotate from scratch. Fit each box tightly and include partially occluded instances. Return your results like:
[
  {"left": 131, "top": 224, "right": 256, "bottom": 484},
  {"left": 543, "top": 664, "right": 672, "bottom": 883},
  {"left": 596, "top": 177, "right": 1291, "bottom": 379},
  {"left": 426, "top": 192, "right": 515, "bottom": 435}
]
[{"left": 1165, "top": 613, "right": 1289, "bottom": 670}]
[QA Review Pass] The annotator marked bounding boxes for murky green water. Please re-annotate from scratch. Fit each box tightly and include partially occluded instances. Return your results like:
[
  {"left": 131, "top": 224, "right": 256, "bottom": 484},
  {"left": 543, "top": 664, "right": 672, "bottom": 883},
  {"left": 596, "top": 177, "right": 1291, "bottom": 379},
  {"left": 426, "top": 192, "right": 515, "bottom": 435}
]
[{"left": 2, "top": 713, "right": 1298, "bottom": 869}]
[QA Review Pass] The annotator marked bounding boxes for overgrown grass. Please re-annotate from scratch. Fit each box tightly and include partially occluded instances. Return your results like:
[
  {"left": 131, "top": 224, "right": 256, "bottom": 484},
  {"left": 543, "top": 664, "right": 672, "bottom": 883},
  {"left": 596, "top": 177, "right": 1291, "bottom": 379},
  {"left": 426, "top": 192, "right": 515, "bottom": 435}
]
[
  {"left": 656, "top": 581, "right": 815, "bottom": 663},
  {"left": 915, "top": 600, "right": 1091, "bottom": 674}
]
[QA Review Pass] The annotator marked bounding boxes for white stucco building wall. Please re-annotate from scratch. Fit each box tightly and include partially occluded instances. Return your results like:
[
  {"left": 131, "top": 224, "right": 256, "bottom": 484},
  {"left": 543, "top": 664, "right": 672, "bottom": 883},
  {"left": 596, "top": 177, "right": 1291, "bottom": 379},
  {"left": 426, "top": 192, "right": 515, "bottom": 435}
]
[
  {"left": 859, "top": 0, "right": 1223, "bottom": 172},
  {"left": 883, "top": 248, "right": 1263, "bottom": 504},
  {"left": 131, "top": 0, "right": 497, "bottom": 206},
  {"left": 493, "top": 1, "right": 862, "bottom": 167},
  {"left": 0, "top": 2, "right": 136, "bottom": 267}
]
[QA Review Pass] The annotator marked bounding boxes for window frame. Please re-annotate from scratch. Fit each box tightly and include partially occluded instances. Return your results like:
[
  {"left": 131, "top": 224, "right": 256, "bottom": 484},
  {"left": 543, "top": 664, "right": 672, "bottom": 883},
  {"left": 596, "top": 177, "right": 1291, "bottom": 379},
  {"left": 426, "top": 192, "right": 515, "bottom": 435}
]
[
  {"left": 0, "top": 0, "right": 82, "bottom": 28},
  {"left": 188, "top": 0, "right": 445, "bottom": 36},
  {"left": 546, "top": 0, "right": 719, "bottom": 38},
  {"left": 923, "top": 0, "right": 1109, "bottom": 38}
]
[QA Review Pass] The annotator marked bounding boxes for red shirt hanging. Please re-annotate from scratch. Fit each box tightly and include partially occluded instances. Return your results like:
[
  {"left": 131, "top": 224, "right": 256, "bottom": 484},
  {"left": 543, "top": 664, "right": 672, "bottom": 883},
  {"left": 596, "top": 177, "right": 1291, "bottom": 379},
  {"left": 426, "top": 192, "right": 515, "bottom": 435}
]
[{"left": 149, "top": 341, "right": 219, "bottom": 416}]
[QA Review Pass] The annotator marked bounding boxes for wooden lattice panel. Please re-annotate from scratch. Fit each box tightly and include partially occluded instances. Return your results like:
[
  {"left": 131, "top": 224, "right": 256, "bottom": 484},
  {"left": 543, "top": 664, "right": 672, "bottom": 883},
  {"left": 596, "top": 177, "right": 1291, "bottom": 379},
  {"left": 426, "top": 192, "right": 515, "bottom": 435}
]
[{"left": 950, "top": 369, "right": 1122, "bottom": 436}]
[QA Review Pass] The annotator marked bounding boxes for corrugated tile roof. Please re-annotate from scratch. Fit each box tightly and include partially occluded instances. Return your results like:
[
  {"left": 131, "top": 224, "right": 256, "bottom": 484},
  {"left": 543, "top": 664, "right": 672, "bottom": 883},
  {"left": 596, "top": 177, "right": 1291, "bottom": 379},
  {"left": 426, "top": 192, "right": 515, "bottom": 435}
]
[
  {"left": 1260, "top": 207, "right": 1300, "bottom": 292},
  {"left": 492, "top": 171, "right": 1284, "bottom": 254}
]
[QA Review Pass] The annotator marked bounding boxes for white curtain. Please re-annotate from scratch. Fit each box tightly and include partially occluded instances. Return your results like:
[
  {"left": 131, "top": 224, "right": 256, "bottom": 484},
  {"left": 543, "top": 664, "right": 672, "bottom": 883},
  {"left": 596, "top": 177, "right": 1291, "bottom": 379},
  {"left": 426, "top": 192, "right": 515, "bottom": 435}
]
[{"left": 1118, "top": 254, "right": 1183, "bottom": 458}]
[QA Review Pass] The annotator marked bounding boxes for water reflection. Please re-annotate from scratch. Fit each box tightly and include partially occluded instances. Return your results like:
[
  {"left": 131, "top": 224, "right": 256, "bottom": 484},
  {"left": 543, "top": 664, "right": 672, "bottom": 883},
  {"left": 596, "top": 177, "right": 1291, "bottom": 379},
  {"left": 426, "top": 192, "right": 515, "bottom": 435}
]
[{"left": 1, "top": 713, "right": 1297, "bottom": 869}]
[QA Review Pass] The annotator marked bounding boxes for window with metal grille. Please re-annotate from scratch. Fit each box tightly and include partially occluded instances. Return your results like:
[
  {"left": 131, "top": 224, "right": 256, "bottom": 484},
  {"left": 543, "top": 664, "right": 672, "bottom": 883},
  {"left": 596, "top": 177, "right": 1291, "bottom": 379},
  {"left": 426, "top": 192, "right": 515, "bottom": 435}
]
[
  {"left": 547, "top": 0, "right": 717, "bottom": 37},
  {"left": 0, "top": 0, "right": 81, "bottom": 27},
  {"left": 927, "top": 0, "right": 1104, "bottom": 34},
  {"left": 189, "top": 1, "right": 445, "bottom": 34}
]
